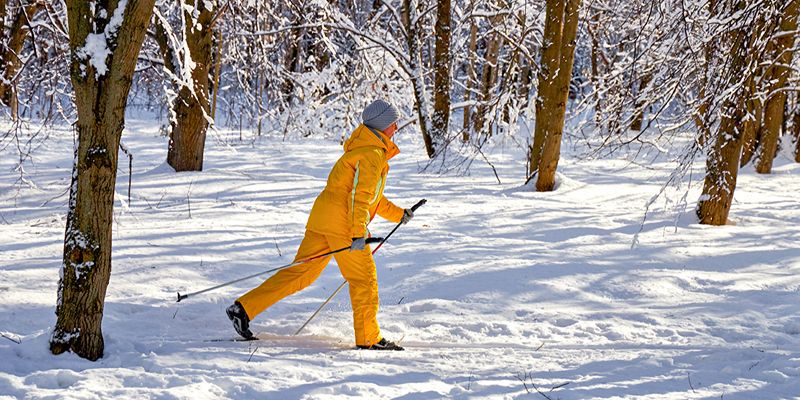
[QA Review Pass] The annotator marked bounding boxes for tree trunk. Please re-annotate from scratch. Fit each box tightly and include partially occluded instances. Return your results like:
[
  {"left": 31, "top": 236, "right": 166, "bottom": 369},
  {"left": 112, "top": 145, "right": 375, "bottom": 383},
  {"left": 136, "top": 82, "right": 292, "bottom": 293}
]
[
  {"left": 754, "top": 0, "right": 799, "bottom": 174},
  {"left": 210, "top": 29, "right": 223, "bottom": 121},
  {"left": 630, "top": 71, "right": 653, "bottom": 131},
  {"left": 794, "top": 106, "right": 800, "bottom": 162},
  {"left": 515, "top": 7, "right": 533, "bottom": 112},
  {"left": 473, "top": 7, "right": 505, "bottom": 136},
  {"left": 589, "top": 7, "right": 599, "bottom": 83},
  {"left": 693, "top": 0, "right": 717, "bottom": 147},
  {"left": 696, "top": 0, "right": 756, "bottom": 226},
  {"left": 462, "top": 6, "right": 478, "bottom": 142},
  {"left": 51, "top": 0, "right": 155, "bottom": 361},
  {"left": 532, "top": 0, "right": 581, "bottom": 191},
  {"left": 530, "top": 0, "right": 565, "bottom": 177},
  {"left": 739, "top": 76, "right": 762, "bottom": 166},
  {"left": 0, "top": 0, "right": 6, "bottom": 44},
  {"left": 405, "top": 0, "right": 435, "bottom": 157},
  {"left": 166, "top": 0, "right": 214, "bottom": 172},
  {"left": 431, "top": 0, "right": 451, "bottom": 146},
  {"left": 0, "top": 1, "right": 43, "bottom": 119}
]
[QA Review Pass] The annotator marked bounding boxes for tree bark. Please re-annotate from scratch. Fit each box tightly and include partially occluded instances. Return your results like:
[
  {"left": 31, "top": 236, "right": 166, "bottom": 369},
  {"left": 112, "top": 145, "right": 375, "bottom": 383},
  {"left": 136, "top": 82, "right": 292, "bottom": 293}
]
[
  {"left": 473, "top": 6, "right": 505, "bottom": 136},
  {"left": 630, "top": 71, "right": 653, "bottom": 131},
  {"left": 739, "top": 76, "right": 762, "bottom": 166},
  {"left": 532, "top": 0, "right": 581, "bottom": 191},
  {"left": 51, "top": 0, "right": 156, "bottom": 361},
  {"left": 697, "top": 0, "right": 756, "bottom": 226},
  {"left": 754, "top": 0, "right": 799, "bottom": 174},
  {"left": 530, "top": 0, "right": 566, "bottom": 177},
  {"left": 0, "top": 0, "right": 6, "bottom": 45},
  {"left": 431, "top": 0, "right": 451, "bottom": 146},
  {"left": 165, "top": 0, "right": 214, "bottom": 172},
  {"left": 405, "top": 0, "right": 435, "bottom": 157},
  {"left": 462, "top": 4, "right": 478, "bottom": 142},
  {"left": 692, "top": 0, "right": 717, "bottom": 147},
  {"left": 210, "top": 29, "right": 222, "bottom": 121},
  {"left": 0, "top": 1, "right": 43, "bottom": 119},
  {"left": 794, "top": 106, "right": 800, "bottom": 162}
]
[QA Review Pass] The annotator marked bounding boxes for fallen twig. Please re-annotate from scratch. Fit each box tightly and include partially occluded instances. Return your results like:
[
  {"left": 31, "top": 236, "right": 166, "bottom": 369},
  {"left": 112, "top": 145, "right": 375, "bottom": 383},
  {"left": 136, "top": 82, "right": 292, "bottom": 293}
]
[
  {"left": 1, "top": 332, "right": 21, "bottom": 344},
  {"left": 247, "top": 346, "right": 259, "bottom": 362}
]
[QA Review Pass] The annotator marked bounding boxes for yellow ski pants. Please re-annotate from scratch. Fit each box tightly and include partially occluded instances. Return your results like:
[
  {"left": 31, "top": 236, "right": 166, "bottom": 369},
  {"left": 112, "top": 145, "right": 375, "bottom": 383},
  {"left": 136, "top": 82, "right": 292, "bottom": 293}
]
[{"left": 237, "top": 230, "right": 382, "bottom": 347}]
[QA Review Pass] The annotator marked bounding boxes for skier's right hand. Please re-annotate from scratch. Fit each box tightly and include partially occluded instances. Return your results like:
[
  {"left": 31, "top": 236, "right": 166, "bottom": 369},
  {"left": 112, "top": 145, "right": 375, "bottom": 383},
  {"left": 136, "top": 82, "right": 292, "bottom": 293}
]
[{"left": 350, "top": 237, "right": 366, "bottom": 251}]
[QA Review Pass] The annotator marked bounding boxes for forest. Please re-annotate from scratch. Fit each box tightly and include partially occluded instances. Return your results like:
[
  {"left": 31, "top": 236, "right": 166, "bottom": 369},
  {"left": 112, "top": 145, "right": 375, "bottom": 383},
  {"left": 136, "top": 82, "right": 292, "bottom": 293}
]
[{"left": 1, "top": 0, "right": 799, "bottom": 398}]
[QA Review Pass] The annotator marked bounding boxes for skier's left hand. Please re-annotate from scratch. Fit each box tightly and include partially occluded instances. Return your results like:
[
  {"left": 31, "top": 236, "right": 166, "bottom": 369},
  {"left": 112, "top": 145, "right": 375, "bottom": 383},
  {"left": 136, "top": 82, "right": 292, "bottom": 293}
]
[{"left": 401, "top": 208, "right": 413, "bottom": 224}]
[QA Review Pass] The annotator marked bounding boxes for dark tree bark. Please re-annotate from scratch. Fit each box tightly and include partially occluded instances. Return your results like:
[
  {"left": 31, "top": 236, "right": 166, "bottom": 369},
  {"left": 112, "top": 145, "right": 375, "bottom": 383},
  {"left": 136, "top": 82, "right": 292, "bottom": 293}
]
[
  {"left": 405, "top": 0, "right": 435, "bottom": 158},
  {"left": 754, "top": 0, "right": 799, "bottom": 174},
  {"left": 692, "top": 0, "right": 717, "bottom": 147},
  {"left": 794, "top": 106, "right": 800, "bottom": 162},
  {"left": 0, "top": 0, "right": 43, "bottom": 119},
  {"left": 531, "top": 0, "right": 581, "bottom": 191},
  {"left": 0, "top": 0, "right": 6, "bottom": 44},
  {"left": 50, "top": 0, "right": 156, "bottom": 361},
  {"left": 431, "top": 0, "right": 451, "bottom": 146},
  {"left": 462, "top": 2, "right": 478, "bottom": 142},
  {"left": 739, "top": 77, "right": 763, "bottom": 166},
  {"left": 630, "top": 71, "right": 653, "bottom": 131},
  {"left": 164, "top": 0, "right": 215, "bottom": 172},
  {"left": 697, "top": 0, "right": 760, "bottom": 225},
  {"left": 473, "top": 5, "right": 505, "bottom": 136}
]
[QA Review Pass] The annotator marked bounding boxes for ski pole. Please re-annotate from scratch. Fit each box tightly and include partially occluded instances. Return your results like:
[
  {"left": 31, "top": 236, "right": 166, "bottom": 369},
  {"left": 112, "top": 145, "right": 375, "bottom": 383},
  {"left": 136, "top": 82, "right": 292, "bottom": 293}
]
[
  {"left": 294, "top": 198, "right": 426, "bottom": 335},
  {"left": 176, "top": 237, "right": 385, "bottom": 302}
]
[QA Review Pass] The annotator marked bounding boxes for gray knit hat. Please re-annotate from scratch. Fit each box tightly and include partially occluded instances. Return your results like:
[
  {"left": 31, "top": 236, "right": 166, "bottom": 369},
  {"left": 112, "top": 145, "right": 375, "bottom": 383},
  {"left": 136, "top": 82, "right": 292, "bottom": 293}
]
[{"left": 362, "top": 100, "right": 400, "bottom": 132}]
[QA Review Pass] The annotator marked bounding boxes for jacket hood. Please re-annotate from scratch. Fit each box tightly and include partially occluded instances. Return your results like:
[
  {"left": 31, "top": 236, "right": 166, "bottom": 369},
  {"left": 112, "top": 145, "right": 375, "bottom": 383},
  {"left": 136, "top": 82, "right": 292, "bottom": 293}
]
[{"left": 344, "top": 124, "right": 400, "bottom": 160}]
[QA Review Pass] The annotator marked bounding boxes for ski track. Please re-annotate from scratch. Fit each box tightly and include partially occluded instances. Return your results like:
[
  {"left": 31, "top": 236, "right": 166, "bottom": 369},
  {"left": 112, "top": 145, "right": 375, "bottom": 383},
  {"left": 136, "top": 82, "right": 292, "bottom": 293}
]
[{"left": 1, "top": 119, "right": 800, "bottom": 399}]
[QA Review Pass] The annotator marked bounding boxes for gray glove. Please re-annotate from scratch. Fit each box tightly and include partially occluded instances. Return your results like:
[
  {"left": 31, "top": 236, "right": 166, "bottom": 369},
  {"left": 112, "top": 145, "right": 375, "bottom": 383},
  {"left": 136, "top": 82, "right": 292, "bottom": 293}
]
[
  {"left": 350, "top": 237, "right": 366, "bottom": 251},
  {"left": 401, "top": 208, "right": 414, "bottom": 224}
]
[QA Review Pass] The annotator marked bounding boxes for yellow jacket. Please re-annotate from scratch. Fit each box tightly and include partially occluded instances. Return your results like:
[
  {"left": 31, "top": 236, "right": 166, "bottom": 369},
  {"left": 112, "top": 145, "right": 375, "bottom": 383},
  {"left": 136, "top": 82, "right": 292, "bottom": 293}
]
[{"left": 306, "top": 124, "right": 404, "bottom": 238}]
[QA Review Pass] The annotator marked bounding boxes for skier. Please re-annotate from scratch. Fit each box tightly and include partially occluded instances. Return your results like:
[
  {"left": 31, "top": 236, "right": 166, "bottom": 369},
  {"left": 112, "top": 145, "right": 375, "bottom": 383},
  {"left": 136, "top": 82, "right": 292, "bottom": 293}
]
[{"left": 226, "top": 99, "right": 413, "bottom": 350}]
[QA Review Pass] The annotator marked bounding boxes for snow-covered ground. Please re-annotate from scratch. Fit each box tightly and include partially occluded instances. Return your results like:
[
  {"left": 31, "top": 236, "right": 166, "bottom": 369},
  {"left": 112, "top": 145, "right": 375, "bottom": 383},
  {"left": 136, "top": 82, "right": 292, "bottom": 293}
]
[{"left": 1, "top": 119, "right": 799, "bottom": 399}]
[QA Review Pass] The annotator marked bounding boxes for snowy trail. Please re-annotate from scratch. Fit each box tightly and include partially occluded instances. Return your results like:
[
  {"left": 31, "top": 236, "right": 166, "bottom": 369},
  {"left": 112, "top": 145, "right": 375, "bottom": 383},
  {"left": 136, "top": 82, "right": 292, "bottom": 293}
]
[{"left": 1, "top": 121, "right": 799, "bottom": 399}]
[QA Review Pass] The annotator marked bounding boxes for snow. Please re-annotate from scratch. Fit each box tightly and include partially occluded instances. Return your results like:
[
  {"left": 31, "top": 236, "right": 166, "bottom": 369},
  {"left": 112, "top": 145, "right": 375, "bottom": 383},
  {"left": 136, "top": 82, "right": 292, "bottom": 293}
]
[
  {"left": 1, "top": 118, "right": 800, "bottom": 399},
  {"left": 78, "top": 0, "right": 129, "bottom": 78}
]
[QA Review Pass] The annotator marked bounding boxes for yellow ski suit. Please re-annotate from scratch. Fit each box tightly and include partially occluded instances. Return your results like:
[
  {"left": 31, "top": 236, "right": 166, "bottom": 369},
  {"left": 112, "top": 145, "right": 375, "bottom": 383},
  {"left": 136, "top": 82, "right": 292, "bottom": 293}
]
[{"left": 237, "top": 124, "right": 404, "bottom": 347}]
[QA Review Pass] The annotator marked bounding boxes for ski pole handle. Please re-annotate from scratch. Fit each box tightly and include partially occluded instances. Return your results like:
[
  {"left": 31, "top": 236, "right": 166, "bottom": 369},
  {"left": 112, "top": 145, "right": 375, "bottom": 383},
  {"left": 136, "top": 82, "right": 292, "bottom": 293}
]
[
  {"left": 410, "top": 199, "right": 427, "bottom": 212},
  {"left": 365, "top": 237, "right": 384, "bottom": 244}
]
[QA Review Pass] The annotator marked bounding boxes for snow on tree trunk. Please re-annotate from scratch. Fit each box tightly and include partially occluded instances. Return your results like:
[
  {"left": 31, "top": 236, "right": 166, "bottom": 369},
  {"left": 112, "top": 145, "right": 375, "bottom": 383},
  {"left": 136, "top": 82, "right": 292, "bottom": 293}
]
[
  {"left": 166, "top": 0, "right": 215, "bottom": 172},
  {"left": 630, "top": 72, "right": 653, "bottom": 131},
  {"left": 405, "top": 0, "right": 435, "bottom": 158},
  {"left": 473, "top": 4, "right": 505, "bottom": 136},
  {"left": 532, "top": 0, "right": 581, "bottom": 191},
  {"left": 755, "top": 0, "right": 799, "bottom": 174},
  {"left": 50, "top": 0, "right": 155, "bottom": 361},
  {"left": 692, "top": 0, "right": 717, "bottom": 148},
  {"left": 739, "top": 76, "right": 763, "bottom": 167},
  {"left": 696, "top": 0, "right": 757, "bottom": 226}
]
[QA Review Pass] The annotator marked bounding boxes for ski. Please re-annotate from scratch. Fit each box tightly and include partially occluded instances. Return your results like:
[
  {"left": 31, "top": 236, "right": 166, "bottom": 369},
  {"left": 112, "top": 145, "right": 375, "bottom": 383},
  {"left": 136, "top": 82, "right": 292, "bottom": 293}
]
[{"left": 204, "top": 337, "right": 260, "bottom": 342}]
